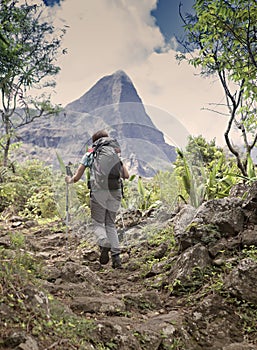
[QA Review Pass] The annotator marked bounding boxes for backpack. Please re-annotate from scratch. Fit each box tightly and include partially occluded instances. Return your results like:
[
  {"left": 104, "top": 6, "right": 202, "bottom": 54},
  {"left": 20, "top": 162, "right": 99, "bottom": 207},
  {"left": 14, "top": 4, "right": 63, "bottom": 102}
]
[{"left": 90, "top": 137, "right": 122, "bottom": 190}]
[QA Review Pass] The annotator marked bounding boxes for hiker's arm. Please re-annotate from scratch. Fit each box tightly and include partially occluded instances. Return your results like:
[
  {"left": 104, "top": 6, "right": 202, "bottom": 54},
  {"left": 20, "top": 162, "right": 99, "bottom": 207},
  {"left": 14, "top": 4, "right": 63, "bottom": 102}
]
[
  {"left": 66, "top": 164, "right": 86, "bottom": 184},
  {"left": 121, "top": 164, "right": 129, "bottom": 179}
]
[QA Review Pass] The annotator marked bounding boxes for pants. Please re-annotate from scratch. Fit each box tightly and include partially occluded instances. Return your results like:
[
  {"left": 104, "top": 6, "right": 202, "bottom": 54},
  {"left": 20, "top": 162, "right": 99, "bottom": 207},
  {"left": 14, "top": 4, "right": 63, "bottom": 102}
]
[{"left": 90, "top": 189, "right": 122, "bottom": 255}]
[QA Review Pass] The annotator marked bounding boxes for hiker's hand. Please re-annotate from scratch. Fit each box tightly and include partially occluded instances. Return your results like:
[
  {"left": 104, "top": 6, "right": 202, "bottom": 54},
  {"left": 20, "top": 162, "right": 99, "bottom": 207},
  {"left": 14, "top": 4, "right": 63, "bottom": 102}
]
[
  {"left": 65, "top": 165, "right": 85, "bottom": 184},
  {"left": 65, "top": 175, "right": 73, "bottom": 184}
]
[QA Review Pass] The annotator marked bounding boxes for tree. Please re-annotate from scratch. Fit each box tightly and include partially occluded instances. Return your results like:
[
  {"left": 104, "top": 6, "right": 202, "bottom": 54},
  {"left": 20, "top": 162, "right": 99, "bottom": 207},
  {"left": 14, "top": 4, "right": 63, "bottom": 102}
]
[
  {"left": 0, "top": 0, "right": 66, "bottom": 166},
  {"left": 177, "top": 0, "right": 257, "bottom": 177},
  {"left": 177, "top": 135, "right": 224, "bottom": 169}
]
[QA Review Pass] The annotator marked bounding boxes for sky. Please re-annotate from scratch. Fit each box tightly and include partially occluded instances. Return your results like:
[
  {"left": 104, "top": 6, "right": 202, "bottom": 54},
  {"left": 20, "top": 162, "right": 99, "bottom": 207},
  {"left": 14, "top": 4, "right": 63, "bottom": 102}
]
[{"left": 42, "top": 0, "right": 229, "bottom": 148}]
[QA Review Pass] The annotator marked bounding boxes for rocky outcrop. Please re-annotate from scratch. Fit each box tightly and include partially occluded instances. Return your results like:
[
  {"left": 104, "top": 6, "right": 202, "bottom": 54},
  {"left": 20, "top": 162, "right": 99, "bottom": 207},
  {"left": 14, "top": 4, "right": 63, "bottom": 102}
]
[
  {"left": 173, "top": 198, "right": 245, "bottom": 252},
  {"left": 224, "top": 258, "right": 257, "bottom": 304}
]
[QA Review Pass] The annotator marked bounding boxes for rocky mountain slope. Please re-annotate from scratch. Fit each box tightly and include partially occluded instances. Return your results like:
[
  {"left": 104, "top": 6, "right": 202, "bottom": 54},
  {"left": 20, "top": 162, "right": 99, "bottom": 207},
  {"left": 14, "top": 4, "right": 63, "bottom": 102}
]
[
  {"left": 17, "top": 71, "right": 176, "bottom": 176},
  {"left": 1, "top": 182, "right": 257, "bottom": 349}
]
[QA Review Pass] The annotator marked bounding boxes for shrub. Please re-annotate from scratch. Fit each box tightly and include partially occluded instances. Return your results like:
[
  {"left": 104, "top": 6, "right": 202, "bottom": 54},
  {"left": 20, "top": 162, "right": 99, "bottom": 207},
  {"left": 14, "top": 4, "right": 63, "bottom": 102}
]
[{"left": 0, "top": 160, "right": 57, "bottom": 218}]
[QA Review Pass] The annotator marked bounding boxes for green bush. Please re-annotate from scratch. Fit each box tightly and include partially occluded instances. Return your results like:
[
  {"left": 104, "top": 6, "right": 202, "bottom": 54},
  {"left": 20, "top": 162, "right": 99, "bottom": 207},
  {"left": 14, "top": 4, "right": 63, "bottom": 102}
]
[
  {"left": 121, "top": 170, "right": 185, "bottom": 212},
  {"left": 174, "top": 135, "right": 242, "bottom": 207},
  {"left": 0, "top": 160, "right": 57, "bottom": 218}
]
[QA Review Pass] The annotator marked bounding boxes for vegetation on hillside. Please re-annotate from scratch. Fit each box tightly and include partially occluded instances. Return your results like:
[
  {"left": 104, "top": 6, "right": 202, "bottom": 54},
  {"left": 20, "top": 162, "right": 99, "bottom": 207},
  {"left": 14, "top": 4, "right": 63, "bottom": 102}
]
[{"left": 1, "top": 166, "right": 257, "bottom": 348}]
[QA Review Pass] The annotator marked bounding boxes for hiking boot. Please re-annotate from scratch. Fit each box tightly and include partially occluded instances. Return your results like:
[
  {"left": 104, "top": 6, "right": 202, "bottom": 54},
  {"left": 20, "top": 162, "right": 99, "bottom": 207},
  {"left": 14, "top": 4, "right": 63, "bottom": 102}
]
[
  {"left": 112, "top": 254, "right": 123, "bottom": 269},
  {"left": 99, "top": 246, "right": 110, "bottom": 265}
]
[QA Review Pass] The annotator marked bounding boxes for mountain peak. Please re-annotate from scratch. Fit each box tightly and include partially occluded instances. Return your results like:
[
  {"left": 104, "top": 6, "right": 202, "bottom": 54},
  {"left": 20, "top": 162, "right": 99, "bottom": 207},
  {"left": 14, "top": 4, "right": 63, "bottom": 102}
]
[
  {"left": 113, "top": 69, "right": 129, "bottom": 78},
  {"left": 65, "top": 70, "right": 142, "bottom": 113},
  {"left": 18, "top": 70, "right": 176, "bottom": 176},
  {"left": 112, "top": 70, "right": 132, "bottom": 84}
]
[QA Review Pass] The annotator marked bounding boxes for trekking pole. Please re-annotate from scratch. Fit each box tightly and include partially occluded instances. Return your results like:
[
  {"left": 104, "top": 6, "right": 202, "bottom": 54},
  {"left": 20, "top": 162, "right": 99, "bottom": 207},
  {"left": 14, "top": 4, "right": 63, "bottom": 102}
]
[
  {"left": 120, "top": 179, "right": 131, "bottom": 257},
  {"left": 65, "top": 164, "right": 73, "bottom": 256},
  {"left": 120, "top": 208, "right": 128, "bottom": 245}
]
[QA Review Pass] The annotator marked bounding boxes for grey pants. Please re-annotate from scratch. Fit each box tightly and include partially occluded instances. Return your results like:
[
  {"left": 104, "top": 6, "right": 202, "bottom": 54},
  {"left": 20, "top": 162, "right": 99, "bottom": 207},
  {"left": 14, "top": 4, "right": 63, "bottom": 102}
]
[{"left": 90, "top": 190, "right": 122, "bottom": 255}]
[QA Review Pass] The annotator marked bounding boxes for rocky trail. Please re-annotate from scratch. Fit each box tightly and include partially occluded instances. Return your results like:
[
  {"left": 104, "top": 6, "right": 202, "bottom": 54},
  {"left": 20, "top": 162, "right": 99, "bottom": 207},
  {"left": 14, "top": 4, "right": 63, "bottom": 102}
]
[{"left": 1, "top": 183, "right": 257, "bottom": 349}]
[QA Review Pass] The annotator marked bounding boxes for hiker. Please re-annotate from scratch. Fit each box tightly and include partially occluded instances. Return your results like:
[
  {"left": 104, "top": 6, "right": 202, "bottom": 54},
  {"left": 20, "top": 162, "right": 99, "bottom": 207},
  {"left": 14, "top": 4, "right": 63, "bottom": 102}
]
[{"left": 65, "top": 130, "right": 129, "bottom": 269}]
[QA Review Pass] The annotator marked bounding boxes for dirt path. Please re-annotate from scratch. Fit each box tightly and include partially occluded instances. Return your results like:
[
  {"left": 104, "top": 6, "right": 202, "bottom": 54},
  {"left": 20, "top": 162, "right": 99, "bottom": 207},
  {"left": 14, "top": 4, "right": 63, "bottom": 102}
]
[{"left": 2, "top": 215, "right": 257, "bottom": 350}]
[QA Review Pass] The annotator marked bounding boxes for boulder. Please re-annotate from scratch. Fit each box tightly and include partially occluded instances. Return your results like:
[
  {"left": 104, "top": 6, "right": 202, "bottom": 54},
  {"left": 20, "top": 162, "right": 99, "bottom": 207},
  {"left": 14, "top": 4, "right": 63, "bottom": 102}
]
[
  {"left": 177, "top": 198, "right": 245, "bottom": 251},
  {"left": 224, "top": 258, "right": 257, "bottom": 304},
  {"left": 168, "top": 243, "right": 211, "bottom": 291}
]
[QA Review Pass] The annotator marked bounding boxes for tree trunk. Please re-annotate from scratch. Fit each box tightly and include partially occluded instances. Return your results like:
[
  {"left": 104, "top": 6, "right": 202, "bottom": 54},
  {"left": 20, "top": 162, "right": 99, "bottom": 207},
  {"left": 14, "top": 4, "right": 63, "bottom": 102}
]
[{"left": 3, "top": 136, "right": 10, "bottom": 167}]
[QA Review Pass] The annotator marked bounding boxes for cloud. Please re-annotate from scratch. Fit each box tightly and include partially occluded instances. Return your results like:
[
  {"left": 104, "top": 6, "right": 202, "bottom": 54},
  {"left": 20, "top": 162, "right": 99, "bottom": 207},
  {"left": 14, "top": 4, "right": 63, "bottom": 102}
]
[
  {"left": 49, "top": 0, "right": 228, "bottom": 146},
  {"left": 52, "top": 0, "right": 163, "bottom": 98},
  {"left": 126, "top": 49, "right": 228, "bottom": 145},
  {"left": 167, "top": 36, "right": 179, "bottom": 51}
]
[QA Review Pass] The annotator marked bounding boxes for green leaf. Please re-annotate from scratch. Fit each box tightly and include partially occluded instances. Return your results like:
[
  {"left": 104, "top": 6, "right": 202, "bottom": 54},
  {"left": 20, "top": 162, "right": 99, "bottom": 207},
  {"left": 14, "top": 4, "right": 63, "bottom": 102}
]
[
  {"left": 247, "top": 154, "right": 256, "bottom": 179},
  {"left": 56, "top": 152, "right": 66, "bottom": 174}
]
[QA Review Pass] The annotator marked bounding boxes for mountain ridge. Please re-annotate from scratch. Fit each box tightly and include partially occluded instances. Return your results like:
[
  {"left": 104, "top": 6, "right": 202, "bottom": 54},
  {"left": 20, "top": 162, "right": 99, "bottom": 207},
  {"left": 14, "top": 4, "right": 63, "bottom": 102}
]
[{"left": 17, "top": 70, "right": 176, "bottom": 176}]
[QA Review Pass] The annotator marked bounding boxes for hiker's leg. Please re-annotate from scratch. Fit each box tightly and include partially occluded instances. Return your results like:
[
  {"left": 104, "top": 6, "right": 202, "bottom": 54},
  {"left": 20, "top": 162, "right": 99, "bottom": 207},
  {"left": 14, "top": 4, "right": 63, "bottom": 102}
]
[
  {"left": 106, "top": 209, "right": 123, "bottom": 268},
  {"left": 105, "top": 209, "right": 120, "bottom": 255},
  {"left": 90, "top": 192, "right": 110, "bottom": 248},
  {"left": 91, "top": 192, "right": 111, "bottom": 265},
  {"left": 105, "top": 190, "right": 121, "bottom": 256}
]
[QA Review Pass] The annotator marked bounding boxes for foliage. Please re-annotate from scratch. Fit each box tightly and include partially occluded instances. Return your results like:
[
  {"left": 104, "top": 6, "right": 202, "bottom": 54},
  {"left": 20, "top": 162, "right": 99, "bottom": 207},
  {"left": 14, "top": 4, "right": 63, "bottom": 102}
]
[
  {"left": 1, "top": 157, "right": 257, "bottom": 347},
  {"left": 0, "top": 159, "right": 57, "bottom": 218},
  {"left": 148, "top": 226, "right": 176, "bottom": 249},
  {"left": 137, "top": 176, "right": 158, "bottom": 210},
  {"left": 174, "top": 136, "right": 223, "bottom": 206},
  {"left": 175, "top": 147, "right": 206, "bottom": 207},
  {"left": 167, "top": 265, "right": 225, "bottom": 297},
  {"left": 178, "top": 0, "right": 257, "bottom": 176},
  {"left": 235, "top": 300, "right": 257, "bottom": 336},
  {"left": 204, "top": 152, "right": 240, "bottom": 199},
  {"left": 0, "top": 0, "right": 66, "bottom": 166},
  {"left": 242, "top": 245, "right": 257, "bottom": 261},
  {"left": 175, "top": 135, "right": 224, "bottom": 169},
  {"left": 122, "top": 171, "right": 180, "bottom": 212},
  {"left": 174, "top": 135, "right": 241, "bottom": 207},
  {"left": 0, "top": 135, "right": 248, "bottom": 221},
  {"left": 137, "top": 226, "right": 178, "bottom": 284},
  {"left": 121, "top": 175, "right": 160, "bottom": 211},
  {"left": 153, "top": 170, "right": 181, "bottom": 209}
]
